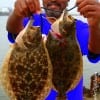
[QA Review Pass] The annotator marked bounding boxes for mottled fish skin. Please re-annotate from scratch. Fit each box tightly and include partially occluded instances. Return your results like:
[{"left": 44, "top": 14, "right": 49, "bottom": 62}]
[
  {"left": 46, "top": 15, "right": 83, "bottom": 100},
  {"left": 1, "top": 26, "right": 52, "bottom": 100}
]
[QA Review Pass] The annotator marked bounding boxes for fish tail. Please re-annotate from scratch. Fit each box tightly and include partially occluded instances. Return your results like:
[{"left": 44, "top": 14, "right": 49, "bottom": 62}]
[{"left": 56, "top": 94, "right": 67, "bottom": 100}]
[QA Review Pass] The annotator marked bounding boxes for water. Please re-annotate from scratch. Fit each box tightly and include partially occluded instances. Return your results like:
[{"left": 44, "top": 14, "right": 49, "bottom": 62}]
[
  {"left": 0, "top": 16, "right": 10, "bottom": 100},
  {"left": 0, "top": 16, "right": 9, "bottom": 65},
  {"left": 0, "top": 16, "right": 100, "bottom": 99}
]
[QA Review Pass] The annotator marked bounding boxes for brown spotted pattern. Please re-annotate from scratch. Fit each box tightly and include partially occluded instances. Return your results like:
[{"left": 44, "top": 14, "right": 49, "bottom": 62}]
[
  {"left": 0, "top": 16, "right": 83, "bottom": 100},
  {"left": 0, "top": 25, "right": 52, "bottom": 100}
]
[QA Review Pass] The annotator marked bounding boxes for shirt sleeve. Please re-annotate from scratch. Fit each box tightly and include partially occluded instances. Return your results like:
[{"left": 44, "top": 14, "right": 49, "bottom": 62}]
[
  {"left": 8, "top": 32, "right": 18, "bottom": 43},
  {"left": 7, "top": 17, "right": 29, "bottom": 43},
  {"left": 76, "top": 20, "right": 100, "bottom": 63},
  {"left": 7, "top": 14, "right": 51, "bottom": 43}
]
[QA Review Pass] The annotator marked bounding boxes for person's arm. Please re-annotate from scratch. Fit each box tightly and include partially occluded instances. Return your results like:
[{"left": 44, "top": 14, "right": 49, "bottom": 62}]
[
  {"left": 87, "top": 24, "right": 100, "bottom": 63},
  {"left": 7, "top": 16, "right": 30, "bottom": 43},
  {"left": 6, "top": 12, "right": 24, "bottom": 34},
  {"left": 88, "top": 23, "right": 100, "bottom": 54},
  {"left": 77, "top": 0, "right": 100, "bottom": 54},
  {"left": 6, "top": 0, "right": 40, "bottom": 34}
]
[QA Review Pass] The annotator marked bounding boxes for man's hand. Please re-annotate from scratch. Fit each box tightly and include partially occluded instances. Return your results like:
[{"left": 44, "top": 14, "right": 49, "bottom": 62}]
[
  {"left": 6, "top": 0, "right": 41, "bottom": 34},
  {"left": 14, "top": 0, "right": 41, "bottom": 18},
  {"left": 76, "top": 0, "right": 100, "bottom": 27},
  {"left": 77, "top": 0, "right": 100, "bottom": 54}
]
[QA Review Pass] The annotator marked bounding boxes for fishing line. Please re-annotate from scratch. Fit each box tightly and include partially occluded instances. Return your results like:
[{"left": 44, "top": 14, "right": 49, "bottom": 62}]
[{"left": 41, "top": 5, "right": 77, "bottom": 13}]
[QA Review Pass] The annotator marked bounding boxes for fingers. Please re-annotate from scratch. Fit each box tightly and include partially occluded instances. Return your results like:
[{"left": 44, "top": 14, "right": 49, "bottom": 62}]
[
  {"left": 26, "top": 0, "right": 41, "bottom": 14},
  {"left": 14, "top": 0, "right": 41, "bottom": 18},
  {"left": 14, "top": 0, "right": 30, "bottom": 17},
  {"left": 76, "top": 0, "right": 99, "bottom": 18},
  {"left": 77, "top": 0, "right": 97, "bottom": 10},
  {"left": 78, "top": 5, "right": 96, "bottom": 17},
  {"left": 34, "top": 0, "right": 41, "bottom": 13}
]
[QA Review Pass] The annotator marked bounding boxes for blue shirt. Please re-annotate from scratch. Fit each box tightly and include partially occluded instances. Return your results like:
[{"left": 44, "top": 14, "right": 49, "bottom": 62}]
[
  {"left": 7, "top": 14, "right": 100, "bottom": 100},
  {"left": 8, "top": 14, "right": 100, "bottom": 63}
]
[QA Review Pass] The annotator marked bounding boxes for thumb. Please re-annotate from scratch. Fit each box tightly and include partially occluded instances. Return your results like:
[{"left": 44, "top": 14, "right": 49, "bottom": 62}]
[{"left": 35, "top": 0, "right": 41, "bottom": 13}]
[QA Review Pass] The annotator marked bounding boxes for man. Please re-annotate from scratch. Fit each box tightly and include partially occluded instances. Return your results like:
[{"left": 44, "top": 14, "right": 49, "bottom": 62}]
[{"left": 6, "top": 0, "right": 100, "bottom": 100}]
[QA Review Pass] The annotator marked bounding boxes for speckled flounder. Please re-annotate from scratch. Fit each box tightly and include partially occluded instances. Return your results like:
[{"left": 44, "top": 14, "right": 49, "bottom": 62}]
[
  {"left": 0, "top": 19, "right": 53, "bottom": 100},
  {"left": 46, "top": 15, "right": 83, "bottom": 100}
]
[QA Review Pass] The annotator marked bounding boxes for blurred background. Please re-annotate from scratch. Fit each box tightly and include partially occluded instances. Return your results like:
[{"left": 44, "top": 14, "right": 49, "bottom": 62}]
[{"left": 0, "top": 0, "right": 100, "bottom": 99}]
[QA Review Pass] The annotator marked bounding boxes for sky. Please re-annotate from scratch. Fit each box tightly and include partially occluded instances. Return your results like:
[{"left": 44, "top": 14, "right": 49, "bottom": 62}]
[{"left": 0, "top": 0, "right": 15, "bottom": 8}]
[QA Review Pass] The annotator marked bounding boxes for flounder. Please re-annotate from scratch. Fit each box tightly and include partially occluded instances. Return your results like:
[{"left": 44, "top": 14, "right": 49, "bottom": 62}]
[
  {"left": 46, "top": 14, "right": 83, "bottom": 100},
  {"left": 0, "top": 18, "right": 52, "bottom": 100},
  {"left": 0, "top": 12, "right": 83, "bottom": 100}
]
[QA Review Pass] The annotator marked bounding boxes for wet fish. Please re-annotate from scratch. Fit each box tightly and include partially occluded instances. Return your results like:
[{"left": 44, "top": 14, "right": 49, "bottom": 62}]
[
  {"left": 0, "top": 19, "right": 52, "bottom": 100},
  {"left": 0, "top": 13, "right": 83, "bottom": 100},
  {"left": 46, "top": 15, "right": 83, "bottom": 100}
]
